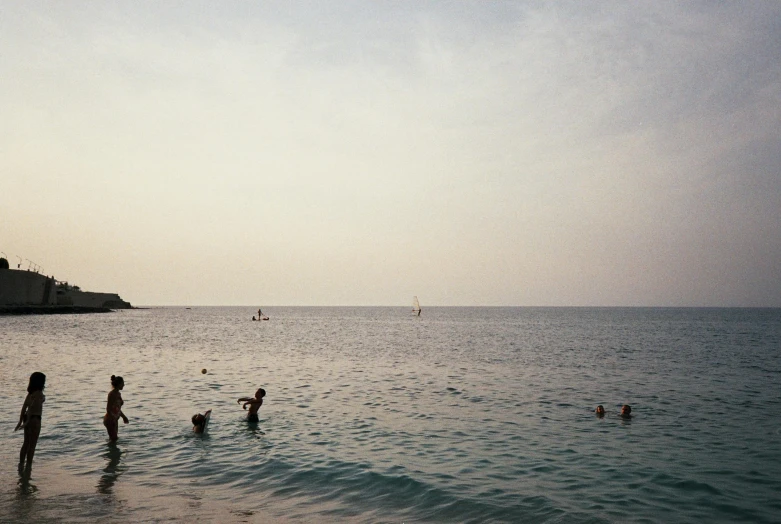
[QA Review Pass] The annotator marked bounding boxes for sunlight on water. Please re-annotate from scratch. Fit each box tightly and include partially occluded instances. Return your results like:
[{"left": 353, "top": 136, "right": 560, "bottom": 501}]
[{"left": 1, "top": 307, "right": 780, "bottom": 522}]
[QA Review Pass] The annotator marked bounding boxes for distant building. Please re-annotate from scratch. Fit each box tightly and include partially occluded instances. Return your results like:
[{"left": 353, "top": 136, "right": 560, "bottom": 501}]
[{"left": 0, "top": 259, "right": 131, "bottom": 309}]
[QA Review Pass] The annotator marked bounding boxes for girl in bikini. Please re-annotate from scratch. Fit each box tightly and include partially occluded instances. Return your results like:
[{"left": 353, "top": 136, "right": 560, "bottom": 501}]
[
  {"left": 104, "top": 375, "right": 129, "bottom": 441},
  {"left": 15, "top": 372, "right": 46, "bottom": 471}
]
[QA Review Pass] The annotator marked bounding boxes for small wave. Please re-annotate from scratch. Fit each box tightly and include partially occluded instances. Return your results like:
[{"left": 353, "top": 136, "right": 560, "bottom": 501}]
[{"left": 250, "top": 456, "right": 558, "bottom": 522}]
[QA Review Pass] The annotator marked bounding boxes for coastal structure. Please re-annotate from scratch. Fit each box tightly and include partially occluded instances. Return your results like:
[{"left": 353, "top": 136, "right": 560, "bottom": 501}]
[{"left": 0, "top": 257, "right": 131, "bottom": 313}]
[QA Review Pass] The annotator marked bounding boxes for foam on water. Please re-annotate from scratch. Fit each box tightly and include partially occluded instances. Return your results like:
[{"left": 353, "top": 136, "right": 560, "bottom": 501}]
[{"left": 1, "top": 307, "right": 780, "bottom": 522}]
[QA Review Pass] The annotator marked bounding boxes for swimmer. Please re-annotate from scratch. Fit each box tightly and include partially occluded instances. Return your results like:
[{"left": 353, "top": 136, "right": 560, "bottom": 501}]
[
  {"left": 16, "top": 372, "right": 46, "bottom": 471},
  {"left": 620, "top": 405, "right": 632, "bottom": 418},
  {"left": 237, "top": 388, "right": 265, "bottom": 422},
  {"left": 104, "top": 375, "right": 129, "bottom": 441},
  {"left": 595, "top": 405, "right": 605, "bottom": 417},
  {"left": 192, "top": 410, "right": 211, "bottom": 433}
]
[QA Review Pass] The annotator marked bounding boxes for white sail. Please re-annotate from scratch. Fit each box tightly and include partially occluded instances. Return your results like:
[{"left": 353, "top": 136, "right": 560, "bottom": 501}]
[{"left": 412, "top": 296, "right": 421, "bottom": 315}]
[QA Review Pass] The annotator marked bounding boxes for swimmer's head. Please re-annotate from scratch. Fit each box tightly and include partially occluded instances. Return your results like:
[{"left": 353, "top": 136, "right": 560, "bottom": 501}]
[
  {"left": 192, "top": 414, "right": 205, "bottom": 426},
  {"left": 621, "top": 405, "right": 632, "bottom": 416},
  {"left": 595, "top": 405, "right": 605, "bottom": 415},
  {"left": 256, "top": 388, "right": 266, "bottom": 399},
  {"left": 110, "top": 375, "right": 124, "bottom": 389}
]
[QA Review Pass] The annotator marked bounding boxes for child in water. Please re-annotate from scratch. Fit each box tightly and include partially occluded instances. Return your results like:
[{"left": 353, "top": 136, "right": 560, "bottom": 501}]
[
  {"left": 620, "top": 405, "right": 632, "bottom": 418},
  {"left": 15, "top": 372, "right": 46, "bottom": 471},
  {"left": 237, "top": 388, "right": 265, "bottom": 422},
  {"left": 595, "top": 405, "right": 606, "bottom": 417},
  {"left": 192, "top": 410, "right": 211, "bottom": 433}
]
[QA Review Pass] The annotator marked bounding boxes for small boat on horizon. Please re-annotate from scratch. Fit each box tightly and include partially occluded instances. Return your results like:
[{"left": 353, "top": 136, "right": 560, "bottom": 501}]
[{"left": 412, "top": 296, "right": 421, "bottom": 316}]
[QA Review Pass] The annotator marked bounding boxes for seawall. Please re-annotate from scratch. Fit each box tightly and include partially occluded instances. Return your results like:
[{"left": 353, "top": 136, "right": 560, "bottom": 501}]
[
  {"left": 0, "top": 268, "right": 132, "bottom": 312},
  {"left": 56, "top": 289, "right": 130, "bottom": 308},
  {"left": 0, "top": 269, "right": 56, "bottom": 305}
]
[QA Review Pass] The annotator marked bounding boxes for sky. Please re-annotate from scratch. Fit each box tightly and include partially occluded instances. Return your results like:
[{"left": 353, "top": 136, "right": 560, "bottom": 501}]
[{"left": 1, "top": 2, "right": 780, "bottom": 306}]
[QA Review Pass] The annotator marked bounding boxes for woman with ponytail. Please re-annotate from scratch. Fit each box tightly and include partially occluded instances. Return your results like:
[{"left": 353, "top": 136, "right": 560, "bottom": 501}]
[{"left": 104, "top": 375, "right": 129, "bottom": 441}]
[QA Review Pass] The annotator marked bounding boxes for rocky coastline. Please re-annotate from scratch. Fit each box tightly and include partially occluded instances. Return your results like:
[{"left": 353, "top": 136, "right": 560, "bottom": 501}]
[{"left": 0, "top": 305, "right": 116, "bottom": 316}]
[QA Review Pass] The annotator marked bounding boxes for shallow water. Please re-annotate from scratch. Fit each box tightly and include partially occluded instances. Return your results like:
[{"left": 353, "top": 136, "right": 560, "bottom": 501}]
[{"left": 1, "top": 307, "right": 780, "bottom": 523}]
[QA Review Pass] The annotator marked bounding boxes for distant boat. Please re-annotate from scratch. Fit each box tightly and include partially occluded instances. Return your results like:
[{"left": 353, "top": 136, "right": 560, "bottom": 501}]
[{"left": 412, "top": 296, "right": 421, "bottom": 316}]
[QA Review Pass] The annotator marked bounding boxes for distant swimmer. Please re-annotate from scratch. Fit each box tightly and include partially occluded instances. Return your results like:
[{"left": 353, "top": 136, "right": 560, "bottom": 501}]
[
  {"left": 620, "top": 405, "right": 632, "bottom": 419},
  {"left": 595, "top": 405, "right": 605, "bottom": 417},
  {"left": 16, "top": 372, "right": 46, "bottom": 471},
  {"left": 237, "top": 388, "right": 265, "bottom": 422},
  {"left": 104, "top": 375, "right": 129, "bottom": 442}
]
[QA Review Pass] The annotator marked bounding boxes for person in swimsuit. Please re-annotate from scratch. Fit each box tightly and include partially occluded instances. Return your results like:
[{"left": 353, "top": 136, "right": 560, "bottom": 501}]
[
  {"left": 104, "top": 375, "right": 129, "bottom": 441},
  {"left": 16, "top": 372, "right": 46, "bottom": 471},
  {"left": 237, "top": 388, "right": 265, "bottom": 422}
]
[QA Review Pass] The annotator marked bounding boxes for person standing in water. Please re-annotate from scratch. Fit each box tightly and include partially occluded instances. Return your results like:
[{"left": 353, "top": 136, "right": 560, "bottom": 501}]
[
  {"left": 15, "top": 372, "right": 46, "bottom": 471},
  {"left": 104, "top": 375, "right": 129, "bottom": 441},
  {"left": 237, "top": 388, "right": 265, "bottom": 422}
]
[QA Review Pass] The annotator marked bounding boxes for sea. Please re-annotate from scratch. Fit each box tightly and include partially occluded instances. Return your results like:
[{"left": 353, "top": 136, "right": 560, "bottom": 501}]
[{"left": 1, "top": 307, "right": 779, "bottom": 523}]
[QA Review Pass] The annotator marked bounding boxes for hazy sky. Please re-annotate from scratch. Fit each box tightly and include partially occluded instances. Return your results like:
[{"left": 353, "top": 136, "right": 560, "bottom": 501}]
[{"left": 2, "top": 2, "right": 780, "bottom": 306}]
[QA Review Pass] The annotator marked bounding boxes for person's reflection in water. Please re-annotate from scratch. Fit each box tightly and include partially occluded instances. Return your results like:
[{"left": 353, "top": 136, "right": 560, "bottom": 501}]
[
  {"left": 16, "top": 468, "right": 38, "bottom": 497},
  {"left": 14, "top": 469, "right": 38, "bottom": 522},
  {"left": 97, "top": 443, "right": 124, "bottom": 496},
  {"left": 245, "top": 419, "right": 266, "bottom": 441}
]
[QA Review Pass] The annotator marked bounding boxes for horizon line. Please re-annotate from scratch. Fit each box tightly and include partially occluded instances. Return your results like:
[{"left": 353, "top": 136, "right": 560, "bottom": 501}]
[{"left": 136, "top": 305, "right": 781, "bottom": 309}]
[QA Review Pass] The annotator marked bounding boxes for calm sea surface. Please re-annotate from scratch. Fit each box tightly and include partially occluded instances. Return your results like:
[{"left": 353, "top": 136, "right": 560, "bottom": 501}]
[{"left": 1, "top": 307, "right": 780, "bottom": 523}]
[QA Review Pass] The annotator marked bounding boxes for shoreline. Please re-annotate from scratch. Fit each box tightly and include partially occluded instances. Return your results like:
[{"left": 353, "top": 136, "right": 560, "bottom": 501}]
[{"left": 0, "top": 305, "right": 117, "bottom": 316}]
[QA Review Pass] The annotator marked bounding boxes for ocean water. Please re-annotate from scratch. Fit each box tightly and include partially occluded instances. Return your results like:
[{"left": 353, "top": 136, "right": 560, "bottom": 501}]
[{"left": 1, "top": 307, "right": 780, "bottom": 523}]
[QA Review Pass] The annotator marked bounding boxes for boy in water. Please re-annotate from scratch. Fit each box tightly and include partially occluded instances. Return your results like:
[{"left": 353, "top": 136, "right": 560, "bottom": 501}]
[{"left": 237, "top": 388, "right": 265, "bottom": 422}]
